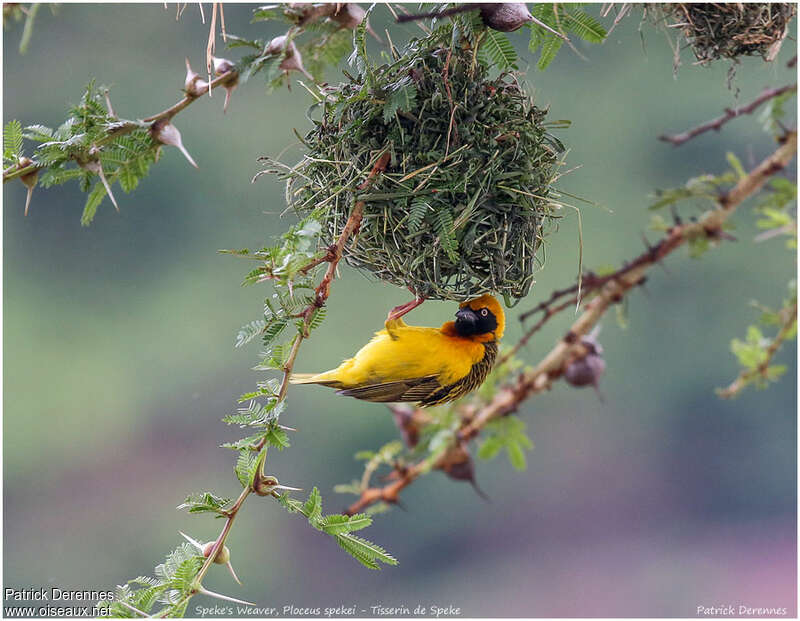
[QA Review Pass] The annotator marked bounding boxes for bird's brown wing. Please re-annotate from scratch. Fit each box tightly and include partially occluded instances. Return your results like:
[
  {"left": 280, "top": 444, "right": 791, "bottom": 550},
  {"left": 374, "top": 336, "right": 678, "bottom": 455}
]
[{"left": 335, "top": 375, "right": 443, "bottom": 403}]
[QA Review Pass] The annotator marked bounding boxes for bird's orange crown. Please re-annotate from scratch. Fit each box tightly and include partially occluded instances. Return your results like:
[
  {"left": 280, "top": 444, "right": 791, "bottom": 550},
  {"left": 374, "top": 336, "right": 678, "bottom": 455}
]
[
  {"left": 442, "top": 293, "right": 505, "bottom": 342},
  {"left": 462, "top": 294, "right": 505, "bottom": 340}
]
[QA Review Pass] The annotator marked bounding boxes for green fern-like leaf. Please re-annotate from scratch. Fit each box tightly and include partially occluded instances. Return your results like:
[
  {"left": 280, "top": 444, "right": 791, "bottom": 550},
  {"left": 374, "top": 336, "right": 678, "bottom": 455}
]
[
  {"left": 254, "top": 343, "right": 291, "bottom": 370},
  {"left": 223, "top": 399, "right": 279, "bottom": 427},
  {"left": 308, "top": 307, "right": 327, "bottom": 331},
  {"left": 383, "top": 83, "right": 418, "bottom": 123},
  {"left": 39, "top": 166, "right": 82, "bottom": 188},
  {"left": 221, "top": 431, "right": 265, "bottom": 451},
  {"left": 319, "top": 513, "right": 372, "bottom": 535},
  {"left": 23, "top": 123, "right": 54, "bottom": 142},
  {"left": 154, "top": 543, "right": 202, "bottom": 591},
  {"left": 225, "top": 34, "right": 264, "bottom": 50},
  {"left": 303, "top": 28, "right": 352, "bottom": 80},
  {"left": 435, "top": 209, "right": 459, "bottom": 263},
  {"left": 81, "top": 182, "right": 107, "bottom": 226},
  {"left": 303, "top": 487, "right": 323, "bottom": 524},
  {"left": 235, "top": 449, "right": 260, "bottom": 488},
  {"left": 264, "top": 425, "right": 290, "bottom": 450},
  {"left": 478, "top": 416, "right": 534, "bottom": 470},
  {"left": 177, "top": 492, "right": 232, "bottom": 515},
  {"left": 335, "top": 533, "right": 399, "bottom": 569},
  {"left": 348, "top": 3, "right": 374, "bottom": 82},
  {"left": 236, "top": 319, "right": 267, "bottom": 348},
  {"left": 263, "top": 317, "right": 289, "bottom": 346},
  {"left": 4, "top": 120, "right": 24, "bottom": 162},
  {"left": 478, "top": 29, "right": 518, "bottom": 70},
  {"left": 251, "top": 5, "right": 291, "bottom": 23},
  {"left": 537, "top": 33, "right": 564, "bottom": 70},
  {"left": 407, "top": 200, "right": 430, "bottom": 233},
  {"left": 562, "top": 7, "right": 607, "bottom": 43}
]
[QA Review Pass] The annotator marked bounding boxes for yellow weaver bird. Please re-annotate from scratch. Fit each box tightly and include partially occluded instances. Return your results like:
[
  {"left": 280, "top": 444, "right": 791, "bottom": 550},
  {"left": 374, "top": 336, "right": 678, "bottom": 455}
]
[{"left": 290, "top": 294, "right": 504, "bottom": 406}]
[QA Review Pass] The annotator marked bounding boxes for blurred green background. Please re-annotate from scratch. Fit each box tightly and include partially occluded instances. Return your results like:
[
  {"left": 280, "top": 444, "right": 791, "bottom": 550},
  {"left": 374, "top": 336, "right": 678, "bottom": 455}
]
[{"left": 3, "top": 4, "right": 796, "bottom": 617}]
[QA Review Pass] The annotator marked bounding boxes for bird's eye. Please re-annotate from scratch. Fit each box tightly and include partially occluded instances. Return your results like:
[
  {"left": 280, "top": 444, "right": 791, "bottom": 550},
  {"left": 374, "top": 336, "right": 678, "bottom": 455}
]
[{"left": 480, "top": 308, "right": 488, "bottom": 317}]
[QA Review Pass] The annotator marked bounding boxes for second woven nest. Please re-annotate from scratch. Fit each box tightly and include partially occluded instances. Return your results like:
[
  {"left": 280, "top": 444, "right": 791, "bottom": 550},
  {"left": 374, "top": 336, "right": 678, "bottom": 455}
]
[{"left": 665, "top": 3, "right": 795, "bottom": 64}]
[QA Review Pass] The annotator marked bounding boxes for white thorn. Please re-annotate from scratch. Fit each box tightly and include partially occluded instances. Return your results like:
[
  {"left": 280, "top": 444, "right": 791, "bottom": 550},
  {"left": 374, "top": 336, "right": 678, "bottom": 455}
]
[
  {"left": 198, "top": 586, "right": 255, "bottom": 607},
  {"left": 223, "top": 86, "right": 234, "bottom": 113},
  {"left": 83, "top": 160, "right": 119, "bottom": 211},
  {"left": 226, "top": 560, "right": 242, "bottom": 586},
  {"left": 179, "top": 531, "right": 205, "bottom": 552},
  {"left": 24, "top": 186, "right": 33, "bottom": 216},
  {"left": 116, "top": 600, "right": 150, "bottom": 618},
  {"left": 178, "top": 143, "right": 198, "bottom": 168},
  {"left": 97, "top": 163, "right": 120, "bottom": 212},
  {"left": 530, "top": 15, "right": 568, "bottom": 40}
]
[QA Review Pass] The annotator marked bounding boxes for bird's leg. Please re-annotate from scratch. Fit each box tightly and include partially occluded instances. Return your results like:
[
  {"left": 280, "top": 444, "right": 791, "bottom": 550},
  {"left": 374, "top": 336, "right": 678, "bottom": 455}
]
[
  {"left": 385, "top": 295, "right": 425, "bottom": 339},
  {"left": 387, "top": 296, "right": 425, "bottom": 321}
]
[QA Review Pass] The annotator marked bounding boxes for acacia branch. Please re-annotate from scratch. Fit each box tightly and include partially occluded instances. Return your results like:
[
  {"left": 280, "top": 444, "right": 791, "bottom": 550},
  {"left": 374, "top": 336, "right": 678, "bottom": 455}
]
[
  {"left": 659, "top": 83, "right": 797, "bottom": 146},
  {"left": 166, "top": 150, "right": 393, "bottom": 615},
  {"left": 2, "top": 66, "right": 238, "bottom": 184},
  {"left": 718, "top": 300, "right": 798, "bottom": 399},
  {"left": 168, "top": 204, "right": 361, "bottom": 614},
  {"left": 346, "top": 131, "right": 797, "bottom": 516}
]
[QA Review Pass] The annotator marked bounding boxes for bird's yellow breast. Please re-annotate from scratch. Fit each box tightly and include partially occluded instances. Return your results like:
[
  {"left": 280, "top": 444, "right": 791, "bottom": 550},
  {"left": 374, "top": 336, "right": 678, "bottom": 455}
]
[{"left": 322, "top": 323, "right": 487, "bottom": 388}]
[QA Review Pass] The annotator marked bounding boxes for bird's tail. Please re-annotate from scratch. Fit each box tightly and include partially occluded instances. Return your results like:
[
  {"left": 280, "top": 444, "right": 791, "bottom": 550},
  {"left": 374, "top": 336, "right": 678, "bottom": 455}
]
[
  {"left": 288, "top": 373, "right": 321, "bottom": 385},
  {"left": 288, "top": 372, "right": 343, "bottom": 387}
]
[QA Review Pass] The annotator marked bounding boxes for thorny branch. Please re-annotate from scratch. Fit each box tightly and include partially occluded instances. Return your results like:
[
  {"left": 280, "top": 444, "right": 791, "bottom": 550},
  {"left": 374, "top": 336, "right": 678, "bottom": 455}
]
[
  {"left": 659, "top": 83, "right": 797, "bottom": 146},
  {"left": 2, "top": 66, "right": 238, "bottom": 184},
  {"left": 718, "top": 300, "right": 798, "bottom": 399},
  {"left": 345, "top": 130, "right": 797, "bottom": 516},
  {"left": 159, "top": 150, "right": 391, "bottom": 616}
]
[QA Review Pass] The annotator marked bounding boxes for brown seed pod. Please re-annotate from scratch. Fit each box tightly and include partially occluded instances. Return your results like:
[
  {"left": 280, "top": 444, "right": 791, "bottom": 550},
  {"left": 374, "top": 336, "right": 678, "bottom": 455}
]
[
  {"left": 564, "top": 354, "right": 606, "bottom": 387},
  {"left": 180, "top": 531, "right": 241, "bottom": 585},
  {"left": 202, "top": 541, "right": 231, "bottom": 565},
  {"left": 478, "top": 3, "right": 533, "bottom": 32},
  {"left": 396, "top": 3, "right": 535, "bottom": 33},
  {"left": 184, "top": 58, "right": 209, "bottom": 98},
  {"left": 266, "top": 35, "right": 313, "bottom": 80},
  {"left": 439, "top": 444, "right": 489, "bottom": 500},
  {"left": 212, "top": 56, "right": 239, "bottom": 111},
  {"left": 330, "top": 3, "right": 366, "bottom": 30},
  {"left": 564, "top": 336, "right": 606, "bottom": 389},
  {"left": 212, "top": 56, "right": 235, "bottom": 75},
  {"left": 253, "top": 474, "right": 302, "bottom": 497},
  {"left": 287, "top": 3, "right": 337, "bottom": 26},
  {"left": 389, "top": 404, "right": 420, "bottom": 448}
]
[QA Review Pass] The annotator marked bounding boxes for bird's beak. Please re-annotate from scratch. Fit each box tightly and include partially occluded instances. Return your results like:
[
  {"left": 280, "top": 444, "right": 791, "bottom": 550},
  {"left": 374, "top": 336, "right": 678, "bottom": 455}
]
[{"left": 455, "top": 307, "right": 479, "bottom": 330}]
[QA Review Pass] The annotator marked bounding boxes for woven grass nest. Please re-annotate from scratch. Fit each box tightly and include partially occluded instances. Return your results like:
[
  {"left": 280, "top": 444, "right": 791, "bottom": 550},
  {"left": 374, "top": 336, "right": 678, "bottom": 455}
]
[
  {"left": 281, "top": 38, "right": 565, "bottom": 303},
  {"left": 665, "top": 3, "right": 795, "bottom": 64}
]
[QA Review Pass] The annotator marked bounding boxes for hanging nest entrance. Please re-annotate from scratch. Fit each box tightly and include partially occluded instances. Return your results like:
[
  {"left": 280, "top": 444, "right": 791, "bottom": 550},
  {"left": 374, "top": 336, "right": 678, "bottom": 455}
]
[
  {"left": 664, "top": 3, "right": 795, "bottom": 64},
  {"left": 274, "top": 35, "right": 566, "bottom": 303}
]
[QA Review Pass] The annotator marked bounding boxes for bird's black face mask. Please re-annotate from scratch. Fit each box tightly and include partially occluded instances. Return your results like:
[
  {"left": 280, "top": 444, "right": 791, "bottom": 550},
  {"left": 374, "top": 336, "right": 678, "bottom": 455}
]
[{"left": 454, "top": 306, "right": 498, "bottom": 337}]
